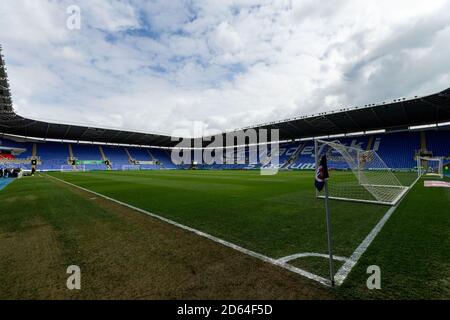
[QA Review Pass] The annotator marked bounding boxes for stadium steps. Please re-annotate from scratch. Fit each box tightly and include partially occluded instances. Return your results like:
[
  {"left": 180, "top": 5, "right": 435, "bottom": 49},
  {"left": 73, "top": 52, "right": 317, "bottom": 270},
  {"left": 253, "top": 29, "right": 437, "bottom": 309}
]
[
  {"left": 366, "top": 136, "right": 374, "bottom": 151},
  {"left": 417, "top": 131, "right": 433, "bottom": 160},
  {"left": 147, "top": 149, "right": 156, "bottom": 161},
  {"left": 420, "top": 131, "right": 428, "bottom": 153},
  {"left": 32, "top": 142, "right": 37, "bottom": 170},
  {"left": 98, "top": 145, "right": 112, "bottom": 170},
  {"left": 68, "top": 144, "right": 74, "bottom": 159},
  {"left": 68, "top": 144, "right": 76, "bottom": 169},
  {"left": 124, "top": 147, "right": 133, "bottom": 163},
  {"left": 32, "top": 143, "right": 37, "bottom": 157},
  {"left": 282, "top": 143, "right": 304, "bottom": 168},
  {"left": 98, "top": 145, "right": 106, "bottom": 161},
  {"left": 147, "top": 149, "right": 166, "bottom": 169}
]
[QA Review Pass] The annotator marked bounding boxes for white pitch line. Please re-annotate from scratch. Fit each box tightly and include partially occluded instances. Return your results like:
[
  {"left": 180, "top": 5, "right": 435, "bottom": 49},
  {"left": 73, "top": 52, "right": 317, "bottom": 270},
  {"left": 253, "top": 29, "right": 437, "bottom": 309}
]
[
  {"left": 334, "top": 176, "right": 421, "bottom": 286},
  {"left": 277, "top": 252, "right": 350, "bottom": 264},
  {"left": 45, "top": 174, "right": 333, "bottom": 287}
]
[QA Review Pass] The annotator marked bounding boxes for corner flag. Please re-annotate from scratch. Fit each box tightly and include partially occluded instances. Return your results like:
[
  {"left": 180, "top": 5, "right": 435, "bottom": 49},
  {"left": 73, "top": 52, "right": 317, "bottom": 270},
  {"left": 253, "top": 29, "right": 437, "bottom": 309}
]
[
  {"left": 314, "top": 152, "right": 335, "bottom": 287},
  {"left": 315, "top": 155, "right": 329, "bottom": 192}
]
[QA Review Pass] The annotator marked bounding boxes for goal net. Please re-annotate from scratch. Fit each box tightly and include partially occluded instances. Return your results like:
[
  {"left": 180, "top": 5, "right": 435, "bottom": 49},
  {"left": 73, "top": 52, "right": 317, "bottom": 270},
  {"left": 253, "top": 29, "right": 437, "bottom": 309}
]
[
  {"left": 315, "top": 139, "right": 409, "bottom": 205},
  {"left": 417, "top": 156, "right": 443, "bottom": 178},
  {"left": 60, "top": 165, "right": 86, "bottom": 172},
  {"left": 121, "top": 165, "right": 141, "bottom": 171}
]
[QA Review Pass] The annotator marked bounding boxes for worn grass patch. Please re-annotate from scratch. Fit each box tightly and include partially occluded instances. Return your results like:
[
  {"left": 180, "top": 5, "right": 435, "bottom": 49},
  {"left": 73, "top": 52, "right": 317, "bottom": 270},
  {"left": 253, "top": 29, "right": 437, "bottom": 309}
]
[
  {"left": 48, "top": 170, "right": 388, "bottom": 261},
  {"left": 0, "top": 174, "right": 331, "bottom": 299}
]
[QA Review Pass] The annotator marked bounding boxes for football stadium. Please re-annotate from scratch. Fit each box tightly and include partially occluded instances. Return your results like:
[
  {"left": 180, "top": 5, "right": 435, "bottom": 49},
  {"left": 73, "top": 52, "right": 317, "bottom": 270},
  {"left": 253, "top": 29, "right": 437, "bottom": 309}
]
[
  {"left": 1, "top": 1, "right": 450, "bottom": 303},
  {"left": 1, "top": 47, "right": 450, "bottom": 300}
]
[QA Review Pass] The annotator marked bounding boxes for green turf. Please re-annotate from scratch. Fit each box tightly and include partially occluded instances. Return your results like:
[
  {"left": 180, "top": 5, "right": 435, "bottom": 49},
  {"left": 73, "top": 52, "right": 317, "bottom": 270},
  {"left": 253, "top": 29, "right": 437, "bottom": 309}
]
[
  {"left": 2, "top": 170, "right": 447, "bottom": 299},
  {"left": 47, "top": 170, "right": 390, "bottom": 261},
  {"left": 45, "top": 169, "right": 402, "bottom": 286},
  {"left": 291, "top": 257, "right": 345, "bottom": 280},
  {"left": 0, "top": 174, "right": 333, "bottom": 299},
  {"left": 336, "top": 175, "right": 450, "bottom": 299},
  {"left": 0, "top": 174, "right": 129, "bottom": 299}
]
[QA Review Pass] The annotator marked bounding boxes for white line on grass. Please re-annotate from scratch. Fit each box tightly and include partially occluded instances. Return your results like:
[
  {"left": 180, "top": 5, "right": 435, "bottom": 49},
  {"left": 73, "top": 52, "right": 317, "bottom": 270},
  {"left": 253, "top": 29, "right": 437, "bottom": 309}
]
[
  {"left": 277, "top": 252, "right": 350, "bottom": 264},
  {"left": 45, "top": 174, "right": 333, "bottom": 287},
  {"left": 334, "top": 176, "right": 421, "bottom": 286}
]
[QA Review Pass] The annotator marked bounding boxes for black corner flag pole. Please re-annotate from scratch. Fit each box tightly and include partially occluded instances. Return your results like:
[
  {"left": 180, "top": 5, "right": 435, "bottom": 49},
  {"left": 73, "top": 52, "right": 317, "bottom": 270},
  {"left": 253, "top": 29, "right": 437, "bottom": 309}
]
[
  {"left": 315, "top": 140, "right": 335, "bottom": 287},
  {"left": 324, "top": 178, "right": 335, "bottom": 287}
]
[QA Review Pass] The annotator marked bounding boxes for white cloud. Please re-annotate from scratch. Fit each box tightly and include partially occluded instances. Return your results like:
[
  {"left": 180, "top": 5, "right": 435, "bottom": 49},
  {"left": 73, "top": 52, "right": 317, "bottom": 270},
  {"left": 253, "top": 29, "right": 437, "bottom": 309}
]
[
  {"left": 1, "top": 0, "right": 450, "bottom": 137},
  {"left": 80, "top": 0, "right": 140, "bottom": 32},
  {"left": 210, "top": 22, "right": 243, "bottom": 54}
]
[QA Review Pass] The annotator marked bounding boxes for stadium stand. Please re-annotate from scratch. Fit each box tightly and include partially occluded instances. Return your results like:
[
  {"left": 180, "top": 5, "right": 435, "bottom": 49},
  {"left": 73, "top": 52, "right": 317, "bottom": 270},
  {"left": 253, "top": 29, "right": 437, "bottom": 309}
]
[
  {"left": 36, "top": 142, "right": 69, "bottom": 171},
  {"left": 0, "top": 153, "right": 15, "bottom": 160},
  {"left": 281, "top": 142, "right": 303, "bottom": 168},
  {"left": 71, "top": 144, "right": 105, "bottom": 171},
  {"left": 425, "top": 130, "right": 450, "bottom": 158},
  {"left": 289, "top": 140, "right": 316, "bottom": 170},
  {"left": 102, "top": 146, "right": 130, "bottom": 170},
  {"left": 0, "top": 138, "right": 33, "bottom": 158},
  {"left": 0, "top": 129, "right": 448, "bottom": 172},
  {"left": 127, "top": 147, "right": 150, "bottom": 161},
  {"left": 149, "top": 148, "right": 177, "bottom": 169},
  {"left": 0, "top": 138, "right": 33, "bottom": 170},
  {"left": 373, "top": 132, "right": 419, "bottom": 169},
  {"left": 127, "top": 147, "right": 161, "bottom": 170},
  {"left": 283, "top": 133, "right": 422, "bottom": 170}
]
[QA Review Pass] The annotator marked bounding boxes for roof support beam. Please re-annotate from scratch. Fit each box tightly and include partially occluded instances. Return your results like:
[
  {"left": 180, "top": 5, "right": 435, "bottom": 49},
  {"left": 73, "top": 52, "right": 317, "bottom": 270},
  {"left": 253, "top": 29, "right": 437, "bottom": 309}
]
[
  {"left": 323, "top": 115, "right": 346, "bottom": 133},
  {"left": 344, "top": 111, "right": 364, "bottom": 132},
  {"left": 369, "top": 107, "right": 383, "bottom": 127},
  {"left": 62, "top": 125, "right": 72, "bottom": 140},
  {"left": 78, "top": 127, "right": 90, "bottom": 140},
  {"left": 44, "top": 123, "right": 50, "bottom": 139}
]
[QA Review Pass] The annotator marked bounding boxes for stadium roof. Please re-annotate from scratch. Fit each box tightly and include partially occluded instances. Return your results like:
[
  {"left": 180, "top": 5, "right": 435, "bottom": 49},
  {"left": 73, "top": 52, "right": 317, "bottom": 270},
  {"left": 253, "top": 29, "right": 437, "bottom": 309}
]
[
  {"left": 1, "top": 48, "right": 450, "bottom": 147},
  {"left": 203, "top": 87, "right": 450, "bottom": 145}
]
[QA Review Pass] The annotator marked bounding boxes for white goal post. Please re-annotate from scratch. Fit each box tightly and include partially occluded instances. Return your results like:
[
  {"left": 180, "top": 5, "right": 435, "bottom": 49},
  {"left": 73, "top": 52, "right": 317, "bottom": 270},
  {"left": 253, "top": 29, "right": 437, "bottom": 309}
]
[
  {"left": 417, "top": 156, "right": 443, "bottom": 178},
  {"left": 315, "top": 139, "right": 409, "bottom": 206}
]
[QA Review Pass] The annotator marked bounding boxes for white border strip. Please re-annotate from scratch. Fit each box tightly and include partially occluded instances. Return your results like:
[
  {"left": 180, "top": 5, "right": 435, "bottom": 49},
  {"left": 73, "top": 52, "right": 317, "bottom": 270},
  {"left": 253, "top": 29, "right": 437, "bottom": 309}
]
[
  {"left": 318, "top": 186, "right": 409, "bottom": 206},
  {"left": 334, "top": 176, "right": 421, "bottom": 285},
  {"left": 44, "top": 174, "right": 333, "bottom": 287},
  {"left": 277, "top": 252, "right": 350, "bottom": 264}
]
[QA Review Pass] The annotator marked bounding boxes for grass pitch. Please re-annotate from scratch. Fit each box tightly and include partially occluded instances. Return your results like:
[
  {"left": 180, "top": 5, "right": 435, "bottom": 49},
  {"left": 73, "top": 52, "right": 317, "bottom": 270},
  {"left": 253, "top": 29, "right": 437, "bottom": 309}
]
[
  {"left": 49, "top": 170, "right": 389, "bottom": 267},
  {"left": 0, "top": 169, "right": 448, "bottom": 299}
]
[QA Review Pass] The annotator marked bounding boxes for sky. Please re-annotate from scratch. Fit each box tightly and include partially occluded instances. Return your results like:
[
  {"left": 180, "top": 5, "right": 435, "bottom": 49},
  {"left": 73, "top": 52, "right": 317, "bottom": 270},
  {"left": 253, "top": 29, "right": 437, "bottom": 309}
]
[{"left": 1, "top": 0, "right": 450, "bottom": 137}]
